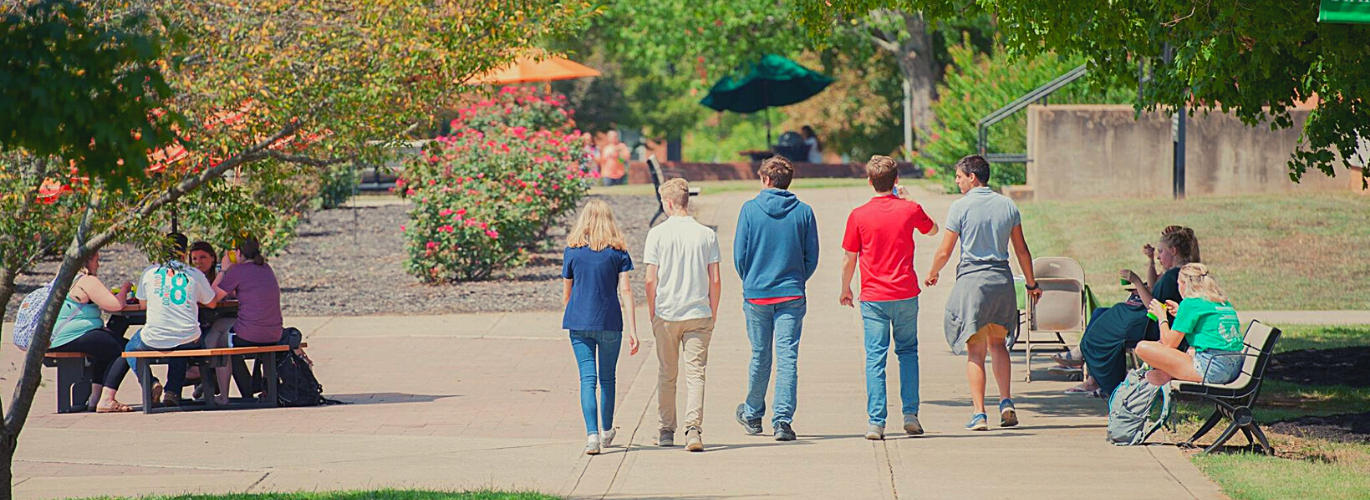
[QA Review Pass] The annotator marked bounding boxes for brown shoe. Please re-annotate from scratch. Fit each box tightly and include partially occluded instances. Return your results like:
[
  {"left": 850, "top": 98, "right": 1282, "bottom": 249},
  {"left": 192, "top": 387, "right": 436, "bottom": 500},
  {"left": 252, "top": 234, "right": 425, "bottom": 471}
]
[{"left": 162, "top": 393, "right": 181, "bottom": 407}]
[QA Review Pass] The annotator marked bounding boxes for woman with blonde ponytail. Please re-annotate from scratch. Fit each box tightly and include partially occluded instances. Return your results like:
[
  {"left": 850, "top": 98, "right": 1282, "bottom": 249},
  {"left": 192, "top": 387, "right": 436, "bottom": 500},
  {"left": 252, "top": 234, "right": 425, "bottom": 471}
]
[
  {"left": 561, "top": 199, "right": 640, "bottom": 455},
  {"left": 1135, "top": 263, "right": 1245, "bottom": 386}
]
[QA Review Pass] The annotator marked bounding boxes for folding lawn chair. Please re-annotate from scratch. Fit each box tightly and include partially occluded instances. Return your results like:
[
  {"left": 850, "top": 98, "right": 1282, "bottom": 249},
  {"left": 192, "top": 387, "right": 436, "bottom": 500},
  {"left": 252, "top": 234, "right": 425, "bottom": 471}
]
[{"left": 1018, "top": 257, "right": 1087, "bottom": 382}]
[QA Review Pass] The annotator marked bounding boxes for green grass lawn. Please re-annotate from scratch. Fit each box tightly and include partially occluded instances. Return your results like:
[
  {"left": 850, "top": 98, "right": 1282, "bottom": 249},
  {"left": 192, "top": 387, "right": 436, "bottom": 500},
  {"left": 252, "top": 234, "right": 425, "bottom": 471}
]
[
  {"left": 1174, "top": 324, "right": 1370, "bottom": 500},
  {"left": 1019, "top": 193, "right": 1370, "bottom": 310},
  {"left": 590, "top": 177, "right": 938, "bottom": 197},
  {"left": 85, "top": 490, "right": 558, "bottom": 500}
]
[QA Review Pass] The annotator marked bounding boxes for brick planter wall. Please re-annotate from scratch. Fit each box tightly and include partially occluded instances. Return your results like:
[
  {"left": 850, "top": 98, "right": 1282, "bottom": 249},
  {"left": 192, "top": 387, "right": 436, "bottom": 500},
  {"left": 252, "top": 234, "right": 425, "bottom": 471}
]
[{"left": 625, "top": 161, "right": 923, "bottom": 184}]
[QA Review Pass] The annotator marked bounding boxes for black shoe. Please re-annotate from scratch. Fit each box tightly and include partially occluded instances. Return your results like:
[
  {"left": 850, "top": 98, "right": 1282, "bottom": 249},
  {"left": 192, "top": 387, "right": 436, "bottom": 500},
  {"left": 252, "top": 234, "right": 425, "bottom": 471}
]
[
  {"left": 736, "top": 403, "right": 762, "bottom": 435},
  {"left": 774, "top": 422, "right": 796, "bottom": 442}
]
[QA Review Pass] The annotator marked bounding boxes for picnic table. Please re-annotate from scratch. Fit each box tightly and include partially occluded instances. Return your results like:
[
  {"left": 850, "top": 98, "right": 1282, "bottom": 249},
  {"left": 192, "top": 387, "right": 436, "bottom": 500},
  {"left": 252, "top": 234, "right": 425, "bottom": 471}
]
[{"left": 43, "top": 299, "right": 298, "bottom": 414}]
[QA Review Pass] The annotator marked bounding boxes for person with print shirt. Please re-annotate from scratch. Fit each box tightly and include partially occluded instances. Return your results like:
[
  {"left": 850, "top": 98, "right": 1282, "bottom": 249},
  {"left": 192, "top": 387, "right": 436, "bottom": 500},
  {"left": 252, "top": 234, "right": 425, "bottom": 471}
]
[
  {"left": 839, "top": 155, "right": 940, "bottom": 440},
  {"left": 925, "top": 155, "right": 1041, "bottom": 431},
  {"left": 126, "top": 233, "right": 225, "bottom": 407},
  {"left": 732, "top": 156, "right": 819, "bottom": 442},
  {"left": 1136, "top": 263, "right": 1246, "bottom": 387},
  {"left": 561, "top": 199, "right": 641, "bottom": 455},
  {"left": 645, "top": 178, "right": 721, "bottom": 452}
]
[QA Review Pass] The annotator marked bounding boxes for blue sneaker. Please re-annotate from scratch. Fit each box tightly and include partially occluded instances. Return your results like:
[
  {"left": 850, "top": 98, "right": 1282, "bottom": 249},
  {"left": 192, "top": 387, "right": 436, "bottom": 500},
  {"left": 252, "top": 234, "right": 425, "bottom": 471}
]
[
  {"left": 965, "top": 413, "right": 989, "bottom": 431},
  {"left": 999, "top": 399, "right": 1019, "bottom": 427}
]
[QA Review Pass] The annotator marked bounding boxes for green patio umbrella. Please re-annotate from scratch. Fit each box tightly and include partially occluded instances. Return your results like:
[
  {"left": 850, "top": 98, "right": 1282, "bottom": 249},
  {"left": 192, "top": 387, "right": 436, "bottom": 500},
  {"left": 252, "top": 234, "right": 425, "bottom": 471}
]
[{"left": 700, "top": 54, "right": 834, "bottom": 146}]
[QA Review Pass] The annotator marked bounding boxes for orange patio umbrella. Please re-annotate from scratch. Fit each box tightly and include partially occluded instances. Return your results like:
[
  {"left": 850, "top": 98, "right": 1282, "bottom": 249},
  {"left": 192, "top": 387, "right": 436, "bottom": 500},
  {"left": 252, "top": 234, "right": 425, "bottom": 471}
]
[{"left": 465, "top": 54, "right": 601, "bottom": 85}]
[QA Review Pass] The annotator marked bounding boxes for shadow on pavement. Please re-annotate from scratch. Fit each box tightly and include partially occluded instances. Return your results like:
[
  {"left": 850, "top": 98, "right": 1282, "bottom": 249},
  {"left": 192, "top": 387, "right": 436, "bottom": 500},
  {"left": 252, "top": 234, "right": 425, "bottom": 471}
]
[{"left": 327, "top": 392, "right": 460, "bottom": 405}]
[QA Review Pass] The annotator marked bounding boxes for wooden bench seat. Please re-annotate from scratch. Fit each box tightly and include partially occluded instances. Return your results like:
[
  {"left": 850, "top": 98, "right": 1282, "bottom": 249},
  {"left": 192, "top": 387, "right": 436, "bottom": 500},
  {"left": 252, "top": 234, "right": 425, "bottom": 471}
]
[
  {"left": 43, "top": 352, "right": 93, "bottom": 413},
  {"left": 121, "top": 345, "right": 289, "bottom": 358},
  {"left": 44, "top": 352, "right": 88, "bottom": 359}
]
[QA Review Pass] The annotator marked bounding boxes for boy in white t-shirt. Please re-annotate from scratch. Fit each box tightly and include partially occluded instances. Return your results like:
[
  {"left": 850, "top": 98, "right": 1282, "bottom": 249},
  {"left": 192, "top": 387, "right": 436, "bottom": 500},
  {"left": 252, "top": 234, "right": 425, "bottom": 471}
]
[
  {"left": 644, "top": 178, "right": 721, "bottom": 452},
  {"left": 125, "top": 234, "right": 224, "bottom": 407}
]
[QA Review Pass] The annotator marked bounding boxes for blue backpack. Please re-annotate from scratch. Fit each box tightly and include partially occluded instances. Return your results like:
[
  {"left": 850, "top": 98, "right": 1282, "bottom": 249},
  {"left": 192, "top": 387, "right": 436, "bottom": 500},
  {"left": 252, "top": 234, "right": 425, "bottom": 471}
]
[
  {"left": 1106, "top": 367, "right": 1172, "bottom": 446},
  {"left": 12, "top": 276, "right": 86, "bottom": 351}
]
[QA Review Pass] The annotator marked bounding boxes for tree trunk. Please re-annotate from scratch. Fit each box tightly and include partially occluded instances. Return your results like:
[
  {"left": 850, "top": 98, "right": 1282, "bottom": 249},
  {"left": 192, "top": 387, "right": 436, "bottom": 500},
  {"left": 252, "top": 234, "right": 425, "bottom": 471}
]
[
  {"left": 0, "top": 432, "right": 15, "bottom": 500},
  {"left": 867, "top": 10, "right": 937, "bottom": 156},
  {"left": 894, "top": 11, "right": 937, "bottom": 153}
]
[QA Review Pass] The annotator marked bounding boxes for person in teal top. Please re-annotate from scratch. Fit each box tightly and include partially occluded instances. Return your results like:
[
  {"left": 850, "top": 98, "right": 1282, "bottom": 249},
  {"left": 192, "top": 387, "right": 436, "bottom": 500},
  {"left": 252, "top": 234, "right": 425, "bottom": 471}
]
[
  {"left": 47, "top": 251, "right": 139, "bottom": 412},
  {"left": 1135, "top": 263, "right": 1246, "bottom": 386}
]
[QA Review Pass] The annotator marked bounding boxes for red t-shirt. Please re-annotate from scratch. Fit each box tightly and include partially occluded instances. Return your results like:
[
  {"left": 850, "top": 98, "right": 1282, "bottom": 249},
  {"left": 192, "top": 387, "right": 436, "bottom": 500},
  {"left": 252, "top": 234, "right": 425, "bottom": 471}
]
[{"left": 842, "top": 195, "right": 935, "bottom": 302}]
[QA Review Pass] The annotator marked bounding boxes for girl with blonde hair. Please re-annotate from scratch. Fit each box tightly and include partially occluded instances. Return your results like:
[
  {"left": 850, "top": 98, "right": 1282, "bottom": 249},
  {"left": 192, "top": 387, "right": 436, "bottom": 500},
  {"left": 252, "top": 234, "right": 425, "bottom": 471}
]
[
  {"left": 1135, "top": 263, "right": 1245, "bottom": 386},
  {"left": 562, "top": 199, "right": 640, "bottom": 455}
]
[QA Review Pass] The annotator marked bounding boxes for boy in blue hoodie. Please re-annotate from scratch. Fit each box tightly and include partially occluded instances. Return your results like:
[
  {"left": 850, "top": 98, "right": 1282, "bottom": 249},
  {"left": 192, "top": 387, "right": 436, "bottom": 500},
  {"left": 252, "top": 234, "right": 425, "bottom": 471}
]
[{"left": 732, "top": 156, "right": 820, "bottom": 441}]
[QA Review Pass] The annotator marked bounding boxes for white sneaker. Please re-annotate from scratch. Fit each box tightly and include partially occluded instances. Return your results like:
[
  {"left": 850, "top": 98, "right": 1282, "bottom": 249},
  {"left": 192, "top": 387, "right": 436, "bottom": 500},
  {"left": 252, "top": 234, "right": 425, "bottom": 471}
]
[
  {"left": 865, "top": 424, "right": 885, "bottom": 440},
  {"left": 585, "top": 434, "right": 601, "bottom": 455},
  {"left": 601, "top": 428, "right": 617, "bottom": 448}
]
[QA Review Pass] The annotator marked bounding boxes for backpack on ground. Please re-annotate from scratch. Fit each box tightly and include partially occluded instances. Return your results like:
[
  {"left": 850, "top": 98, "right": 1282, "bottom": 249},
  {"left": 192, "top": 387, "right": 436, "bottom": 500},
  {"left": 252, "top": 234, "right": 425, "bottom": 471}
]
[
  {"left": 277, "top": 348, "right": 325, "bottom": 407},
  {"left": 1107, "top": 367, "right": 1172, "bottom": 446},
  {"left": 13, "top": 278, "right": 84, "bottom": 351}
]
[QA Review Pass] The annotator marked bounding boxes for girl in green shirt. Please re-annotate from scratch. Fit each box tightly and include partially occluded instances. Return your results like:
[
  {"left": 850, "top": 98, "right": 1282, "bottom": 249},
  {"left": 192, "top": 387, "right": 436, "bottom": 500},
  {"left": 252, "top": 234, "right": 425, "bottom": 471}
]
[{"left": 1135, "top": 263, "right": 1245, "bottom": 386}]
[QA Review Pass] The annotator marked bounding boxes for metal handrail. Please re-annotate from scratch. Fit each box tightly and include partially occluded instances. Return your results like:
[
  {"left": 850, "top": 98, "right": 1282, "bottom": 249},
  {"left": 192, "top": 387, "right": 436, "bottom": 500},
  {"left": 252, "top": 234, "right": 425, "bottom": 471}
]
[{"left": 976, "top": 64, "right": 1090, "bottom": 162}]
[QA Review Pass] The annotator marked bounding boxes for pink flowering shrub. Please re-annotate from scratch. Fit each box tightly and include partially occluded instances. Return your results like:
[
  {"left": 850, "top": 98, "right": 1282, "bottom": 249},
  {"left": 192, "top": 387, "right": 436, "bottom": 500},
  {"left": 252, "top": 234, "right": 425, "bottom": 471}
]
[{"left": 400, "top": 86, "right": 595, "bottom": 282}]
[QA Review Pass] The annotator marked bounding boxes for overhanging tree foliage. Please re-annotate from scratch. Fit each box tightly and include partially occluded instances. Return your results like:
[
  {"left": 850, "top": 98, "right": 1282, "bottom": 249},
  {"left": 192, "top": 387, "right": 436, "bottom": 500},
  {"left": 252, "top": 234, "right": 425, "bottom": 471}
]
[
  {"left": 798, "top": 0, "right": 1370, "bottom": 182},
  {"left": 0, "top": 1, "right": 591, "bottom": 497}
]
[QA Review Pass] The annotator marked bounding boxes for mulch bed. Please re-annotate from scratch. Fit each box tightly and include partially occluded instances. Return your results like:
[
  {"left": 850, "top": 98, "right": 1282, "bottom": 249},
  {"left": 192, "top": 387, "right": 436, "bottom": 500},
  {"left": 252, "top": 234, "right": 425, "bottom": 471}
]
[
  {"left": 1269, "top": 412, "right": 1370, "bottom": 445},
  {"left": 6, "top": 194, "right": 657, "bottom": 319},
  {"left": 1267, "top": 347, "right": 1370, "bottom": 388}
]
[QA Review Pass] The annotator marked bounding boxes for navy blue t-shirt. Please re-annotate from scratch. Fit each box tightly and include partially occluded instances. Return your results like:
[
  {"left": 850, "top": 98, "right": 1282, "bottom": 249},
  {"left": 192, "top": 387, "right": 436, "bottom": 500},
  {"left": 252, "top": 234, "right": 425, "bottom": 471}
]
[{"left": 562, "top": 246, "right": 634, "bottom": 331}]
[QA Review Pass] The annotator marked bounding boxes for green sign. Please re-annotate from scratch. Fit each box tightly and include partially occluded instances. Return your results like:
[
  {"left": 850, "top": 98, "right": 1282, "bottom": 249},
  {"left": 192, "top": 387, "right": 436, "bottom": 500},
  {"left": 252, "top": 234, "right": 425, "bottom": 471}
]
[{"left": 1320, "top": 0, "right": 1370, "bottom": 23}]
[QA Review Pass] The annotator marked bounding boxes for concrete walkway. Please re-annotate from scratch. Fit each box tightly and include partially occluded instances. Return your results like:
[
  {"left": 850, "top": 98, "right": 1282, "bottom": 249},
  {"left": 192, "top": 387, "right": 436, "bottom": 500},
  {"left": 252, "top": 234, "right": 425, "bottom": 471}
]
[{"left": 7, "top": 185, "right": 1236, "bottom": 499}]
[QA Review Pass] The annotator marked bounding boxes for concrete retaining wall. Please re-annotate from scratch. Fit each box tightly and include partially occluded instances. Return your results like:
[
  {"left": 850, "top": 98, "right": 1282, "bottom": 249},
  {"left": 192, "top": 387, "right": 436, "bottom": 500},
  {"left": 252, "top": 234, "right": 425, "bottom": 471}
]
[{"left": 1025, "top": 105, "right": 1365, "bottom": 201}]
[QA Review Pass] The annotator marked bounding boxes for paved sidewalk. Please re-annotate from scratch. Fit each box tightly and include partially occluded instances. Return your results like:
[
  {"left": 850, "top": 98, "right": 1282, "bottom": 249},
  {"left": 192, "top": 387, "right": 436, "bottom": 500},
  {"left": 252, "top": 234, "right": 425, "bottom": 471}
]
[{"left": 8, "top": 186, "right": 1230, "bottom": 499}]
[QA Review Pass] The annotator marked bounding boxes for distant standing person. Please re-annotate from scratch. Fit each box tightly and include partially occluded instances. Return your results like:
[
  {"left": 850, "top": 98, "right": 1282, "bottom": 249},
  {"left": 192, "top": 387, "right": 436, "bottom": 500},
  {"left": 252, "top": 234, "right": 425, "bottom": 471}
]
[
  {"left": 561, "top": 199, "right": 641, "bottom": 455},
  {"left": 801, "top": 125, "right": 823, "bottom": 164},
  {"left": 645, "top": 178, "right": 721, "bottom": 452},
  {"left": 840, "top": 155, "right": 939, "bottom": 440},
  {"left": 925, "top": 155, "right": 1041, "bottom": 431},
  {"left": 732, "top": 157, "right": 819, "bottom": 442},
  {"left": 598, "top": 130, "right": 630, "bottom": 186}
]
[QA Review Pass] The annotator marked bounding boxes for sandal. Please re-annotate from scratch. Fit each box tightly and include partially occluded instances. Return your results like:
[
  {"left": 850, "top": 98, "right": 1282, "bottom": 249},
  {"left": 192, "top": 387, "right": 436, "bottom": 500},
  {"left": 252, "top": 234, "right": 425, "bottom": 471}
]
[{"left": 96, "top": 401, "right": 134, "bottom": 413}]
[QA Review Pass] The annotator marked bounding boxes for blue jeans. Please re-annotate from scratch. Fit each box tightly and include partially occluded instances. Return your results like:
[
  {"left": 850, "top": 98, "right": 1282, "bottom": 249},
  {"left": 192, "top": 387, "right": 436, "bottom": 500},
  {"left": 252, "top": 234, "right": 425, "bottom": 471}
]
[
  {"left": 125, "top": 329, "right": 202, "bottom": 395},
  {"left": 1193, "top": 349, "right": 1243, "bottom": 385},
  {"left": 569, "top": 330, "right": 623, "bottom": 435},
  {"left": 742, "top": 298, "right": 807, "bottom": 426},
  {"left": 861, "top": 298, "right": 920, "bottom": 426}
]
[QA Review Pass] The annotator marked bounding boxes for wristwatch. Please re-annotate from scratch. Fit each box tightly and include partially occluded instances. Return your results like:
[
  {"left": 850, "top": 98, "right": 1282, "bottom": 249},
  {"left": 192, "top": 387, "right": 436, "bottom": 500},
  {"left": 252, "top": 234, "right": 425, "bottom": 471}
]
[{"left": 1024, "top": 282, "right": 1039, "bottom": 291}]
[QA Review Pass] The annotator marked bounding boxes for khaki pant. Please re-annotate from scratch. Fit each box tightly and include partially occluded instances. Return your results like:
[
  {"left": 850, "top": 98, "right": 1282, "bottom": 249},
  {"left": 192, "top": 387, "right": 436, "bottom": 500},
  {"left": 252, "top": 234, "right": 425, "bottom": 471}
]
[{"left": 653, "top": 315, "right": 714, "bottom": 432}]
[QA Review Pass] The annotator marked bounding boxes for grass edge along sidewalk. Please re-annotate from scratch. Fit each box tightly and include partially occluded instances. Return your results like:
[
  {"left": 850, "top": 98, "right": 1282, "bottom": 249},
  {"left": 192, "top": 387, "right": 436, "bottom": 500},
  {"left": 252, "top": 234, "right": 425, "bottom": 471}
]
[
  {"left": 1019, "top": 192, "right": 1370, "bottom": 311},
  {"left": 78, "top": 489, "right": 559, "bottom": 500},
  {"left": 1173, "top": 324, "right": 1370, "bottom": 500}
]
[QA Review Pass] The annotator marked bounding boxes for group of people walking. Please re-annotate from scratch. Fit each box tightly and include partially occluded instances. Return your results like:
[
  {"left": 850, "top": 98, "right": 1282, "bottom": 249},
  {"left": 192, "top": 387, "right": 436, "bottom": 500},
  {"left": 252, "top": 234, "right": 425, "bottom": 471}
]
[
  {"left": 560, "top": 154, "right": 1038, "bottom": 454},
  {"left": 560, "top": 153, "right": 1247, "bottom": 454}
]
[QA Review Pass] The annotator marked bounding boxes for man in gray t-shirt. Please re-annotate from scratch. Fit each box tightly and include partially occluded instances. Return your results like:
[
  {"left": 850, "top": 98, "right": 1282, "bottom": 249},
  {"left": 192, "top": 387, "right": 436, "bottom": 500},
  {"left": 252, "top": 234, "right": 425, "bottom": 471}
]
[{"left": 925, "top": 155, "right": 1042, "bottom": 432}]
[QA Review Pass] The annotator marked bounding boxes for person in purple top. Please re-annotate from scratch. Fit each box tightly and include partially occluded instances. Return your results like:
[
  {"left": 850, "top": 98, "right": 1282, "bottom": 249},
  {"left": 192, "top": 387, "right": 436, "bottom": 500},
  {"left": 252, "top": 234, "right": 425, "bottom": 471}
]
[{"left": 203, "top": 236, "right": 283, "bottom": 404}]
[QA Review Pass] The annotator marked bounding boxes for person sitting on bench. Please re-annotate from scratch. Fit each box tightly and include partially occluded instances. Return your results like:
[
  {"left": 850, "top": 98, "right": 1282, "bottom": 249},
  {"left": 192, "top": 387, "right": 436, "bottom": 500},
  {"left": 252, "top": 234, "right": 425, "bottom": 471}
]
[
  {"left": 205, "top": 235, "right": 289, "bottom": 399},
  {"left": 47, "top": 251, "right": 137, "bottom": 413},
  {"left": 125, "top": 233, "right": 227, "bottom": 407},
  {"left": 1135, "top": 263, "right": 1245, "bottom": 387}
]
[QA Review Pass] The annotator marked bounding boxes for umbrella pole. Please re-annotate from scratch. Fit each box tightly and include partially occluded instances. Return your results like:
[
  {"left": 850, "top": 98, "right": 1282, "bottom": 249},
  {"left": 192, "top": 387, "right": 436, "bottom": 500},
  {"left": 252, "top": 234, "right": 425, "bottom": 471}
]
[{"left": 765, "top": 107, "right": 772, "bottom": 149}]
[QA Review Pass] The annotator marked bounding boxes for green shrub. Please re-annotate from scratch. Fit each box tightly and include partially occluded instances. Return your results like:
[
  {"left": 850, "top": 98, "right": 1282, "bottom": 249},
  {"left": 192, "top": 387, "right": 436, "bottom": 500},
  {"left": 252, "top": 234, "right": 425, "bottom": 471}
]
[
  {"left": 918, "top": 37, "right": 1133, "bottom": 192},
  {"left": 399, "top": 86, "right": 594, "bottom": 282},
  {"left": 317, "top": 165, "right": 357, "bottom": 209}
]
